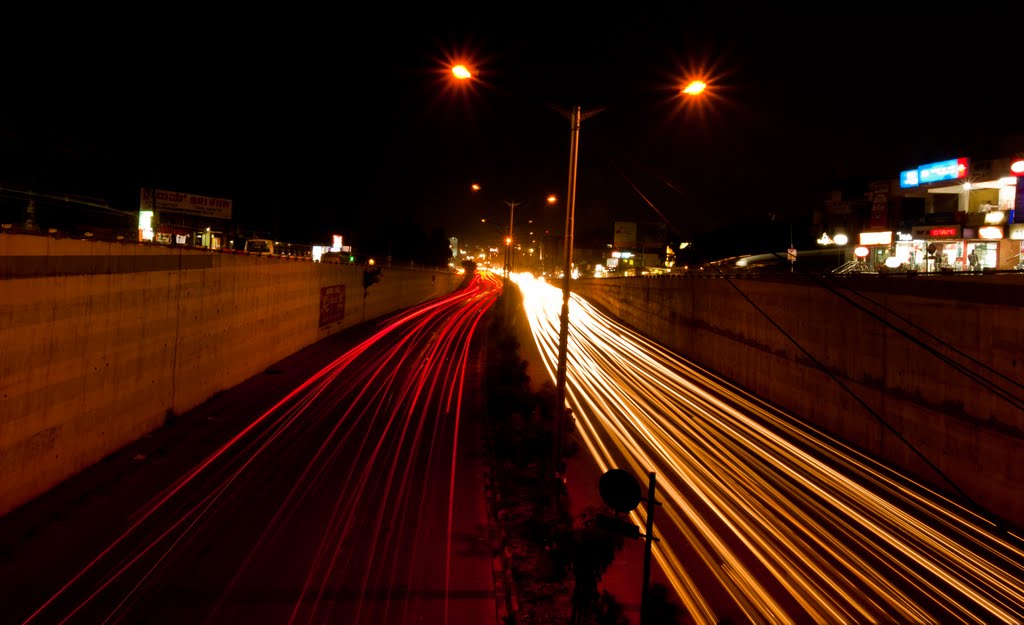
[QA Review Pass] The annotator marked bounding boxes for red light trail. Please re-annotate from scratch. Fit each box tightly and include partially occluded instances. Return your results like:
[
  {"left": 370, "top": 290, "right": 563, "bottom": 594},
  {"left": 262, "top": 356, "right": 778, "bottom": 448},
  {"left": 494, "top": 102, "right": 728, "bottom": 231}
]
[{"left": 20, "top": 271, "right": 503, "bottom": 625}]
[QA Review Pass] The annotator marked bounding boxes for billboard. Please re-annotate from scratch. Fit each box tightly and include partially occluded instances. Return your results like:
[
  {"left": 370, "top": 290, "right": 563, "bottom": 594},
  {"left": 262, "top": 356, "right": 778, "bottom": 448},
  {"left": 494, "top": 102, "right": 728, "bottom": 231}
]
[
  {"left": 899, "top": 158, "right": 968, "bottom": 188},
  {"left": 869, "top": 181, "right": 890, "bottom": 228},
  {"left": 141, "top": 188, "right": 233, "bottom": 220},
  {"left": 613, "top": 222, "right": 637, "bottom": 248},
  {"left": 318, "top": 285, "right": 346, "bottom": 328}
]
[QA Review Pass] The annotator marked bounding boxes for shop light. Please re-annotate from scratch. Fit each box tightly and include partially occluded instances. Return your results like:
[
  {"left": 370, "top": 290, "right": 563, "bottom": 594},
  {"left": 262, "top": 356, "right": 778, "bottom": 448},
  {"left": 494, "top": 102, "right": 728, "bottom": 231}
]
[
  {"left": 1011, "top": 159, "right": 1024, "bottom": 175},
  {"left": 979, "top": 226, "right": 1003, "bottom": 239},
  {"left": 833, "top": 233, "right": 849, "bottom": 245},
  {"left": 860, "top": 231, "right": 893, "bottom": 246},
  {"left": 138, "top": 210, "right": 154, "bottom": 242},
  {"left": 984, "top": 211, "right": 1005, "bottom": 225},
  {"left": 854, "top": 246, "right": 869, "bottom": 258},
  {"left": 885, "top": 256, "right": 902, "bottom": 268}
]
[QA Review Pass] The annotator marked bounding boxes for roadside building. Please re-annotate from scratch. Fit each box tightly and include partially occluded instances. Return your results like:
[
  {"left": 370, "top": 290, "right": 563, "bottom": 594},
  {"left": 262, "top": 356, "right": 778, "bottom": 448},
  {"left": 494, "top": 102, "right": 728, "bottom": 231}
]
[{"left": 856, "top": 155, "right": 1023, "bottom": 272}]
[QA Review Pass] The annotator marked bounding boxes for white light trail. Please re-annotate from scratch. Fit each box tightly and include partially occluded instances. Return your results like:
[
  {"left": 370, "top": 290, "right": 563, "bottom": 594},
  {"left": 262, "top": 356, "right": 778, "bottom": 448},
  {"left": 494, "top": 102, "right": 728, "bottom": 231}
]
[{"left": 514, "top": 273, "right": 1024, "bottom": 625}]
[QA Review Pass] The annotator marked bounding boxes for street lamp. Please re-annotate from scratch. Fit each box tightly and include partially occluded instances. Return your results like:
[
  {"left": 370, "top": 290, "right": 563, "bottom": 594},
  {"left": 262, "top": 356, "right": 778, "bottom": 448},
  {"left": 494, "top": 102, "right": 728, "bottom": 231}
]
[
  {"left": 551, "top": 81, "right": 710, "bottom": 511},
  {"left": 504, "top": 200, "right": 521, "bottom": 282},
  {"left": 552, "top": 105, "right": 586, "bottom": 491},
  {"left": 450, "top": 61, "right": 710, "bottom": 511}
]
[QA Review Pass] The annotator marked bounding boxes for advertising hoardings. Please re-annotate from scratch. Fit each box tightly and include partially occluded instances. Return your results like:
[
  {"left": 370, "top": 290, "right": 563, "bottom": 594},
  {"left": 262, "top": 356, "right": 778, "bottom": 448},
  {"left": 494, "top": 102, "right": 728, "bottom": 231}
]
[{"left": 141, "top": 188, "right": 233, "bottom": 220}]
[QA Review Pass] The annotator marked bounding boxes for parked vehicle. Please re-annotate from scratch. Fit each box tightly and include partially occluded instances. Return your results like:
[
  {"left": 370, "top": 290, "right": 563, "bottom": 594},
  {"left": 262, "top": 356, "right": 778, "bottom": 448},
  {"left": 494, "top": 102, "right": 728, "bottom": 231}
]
[{"left": 244, "top": 239, "right": 274, "bottom": 255}]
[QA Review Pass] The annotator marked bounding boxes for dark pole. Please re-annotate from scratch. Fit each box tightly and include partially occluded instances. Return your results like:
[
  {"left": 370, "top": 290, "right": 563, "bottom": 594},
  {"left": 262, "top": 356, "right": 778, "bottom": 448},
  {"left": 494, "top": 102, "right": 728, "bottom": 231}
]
[
  {"left": 552, "top": 106, "right": 581, "bottom": 513},
  {"left": 640, "top": 471, "right": 657, "bottom": 625},
  {"left": 507, "top": 200, "right": 519, "bottom": 276}
]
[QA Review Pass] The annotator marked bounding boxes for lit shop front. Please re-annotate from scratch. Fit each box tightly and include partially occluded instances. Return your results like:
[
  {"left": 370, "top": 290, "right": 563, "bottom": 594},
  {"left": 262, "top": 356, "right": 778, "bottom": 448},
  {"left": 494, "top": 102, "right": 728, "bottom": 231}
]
[
  {"left": 856, "top": 230, "right": 892, "bottom": 270},
  {"left": 137, "top": 188, "right": 232, "bottom": 250},
  {"left": 876, "top": 155, "right": 1024, "bottom": 271},
  {"left": 1011, "top": 223, "right": 1024, "bottom": 270},
  {"left": 898, "top": 225, "right": 966, "bottom": 272},
  {"left": 859, "top": 225, "right": 1003, "bottom": 273}
]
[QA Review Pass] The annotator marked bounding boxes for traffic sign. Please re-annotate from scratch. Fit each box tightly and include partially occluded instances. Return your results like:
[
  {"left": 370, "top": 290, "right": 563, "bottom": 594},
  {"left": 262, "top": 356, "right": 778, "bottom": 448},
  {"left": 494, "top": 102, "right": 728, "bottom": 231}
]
[{"left": 599, "top": 469, "right": 642, "bottom": 512}]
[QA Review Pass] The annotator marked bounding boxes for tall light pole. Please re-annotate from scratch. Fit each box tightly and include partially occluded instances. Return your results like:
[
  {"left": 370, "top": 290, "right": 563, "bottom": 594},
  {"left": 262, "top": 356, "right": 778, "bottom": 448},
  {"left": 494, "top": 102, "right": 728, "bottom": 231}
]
[
  {"left": 551, "top": 105, "right": 606, "bottom": 512},
  {"left": 449, "top": 62, "right": 710, "bottom": 511},
  {"left": 504, "top": 200, "right": 520, "bottom": 282},
  {"left": 550, "top": 81, "right": 708, "bottom": 512},
  {"left": 552, "top": 105, "right": 582, "bottom": 491}
]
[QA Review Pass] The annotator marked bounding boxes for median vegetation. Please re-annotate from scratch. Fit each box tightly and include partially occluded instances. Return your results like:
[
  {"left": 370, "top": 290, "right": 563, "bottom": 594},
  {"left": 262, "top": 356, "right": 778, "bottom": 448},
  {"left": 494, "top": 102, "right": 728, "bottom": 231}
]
[{"left": 481, "top": 283, "right": 685, "bottom": 625}]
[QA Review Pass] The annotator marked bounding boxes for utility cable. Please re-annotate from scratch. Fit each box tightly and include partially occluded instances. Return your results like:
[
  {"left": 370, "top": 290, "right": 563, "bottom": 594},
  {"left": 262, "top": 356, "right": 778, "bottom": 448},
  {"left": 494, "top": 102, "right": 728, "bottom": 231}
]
[
  {"left": 811, "top": 273, "right": 1024, "bottom": 413},
  {"left": 711, "top": 260, "right": 977, "bottom": 510}
]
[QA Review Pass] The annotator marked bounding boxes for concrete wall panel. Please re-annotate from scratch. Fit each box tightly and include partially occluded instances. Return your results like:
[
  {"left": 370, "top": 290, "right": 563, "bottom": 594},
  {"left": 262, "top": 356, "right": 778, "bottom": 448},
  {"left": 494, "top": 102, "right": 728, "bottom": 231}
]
[
  {"left": 574, "top": 273, "right": 1024, "bottom": 529},
  {"left": 0, "top": 234, "right": 463, "bottom": 516}
]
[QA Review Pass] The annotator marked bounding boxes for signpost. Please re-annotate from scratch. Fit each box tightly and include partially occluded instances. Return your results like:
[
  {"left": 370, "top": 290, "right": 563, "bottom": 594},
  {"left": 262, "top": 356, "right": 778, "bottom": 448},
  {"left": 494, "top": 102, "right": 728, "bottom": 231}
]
[{"left": 598, "top": 469, "right": 661, "bottom": 625}]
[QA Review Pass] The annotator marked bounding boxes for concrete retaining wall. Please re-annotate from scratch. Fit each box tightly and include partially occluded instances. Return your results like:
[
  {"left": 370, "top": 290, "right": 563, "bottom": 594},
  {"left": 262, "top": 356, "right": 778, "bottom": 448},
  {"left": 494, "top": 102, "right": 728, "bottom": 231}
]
[
  {"left": 573, "top": 272, "right": 1024, "bottom": 529},
  {"left": 0, "top": 233, "right": 463, "bottom": 516}
]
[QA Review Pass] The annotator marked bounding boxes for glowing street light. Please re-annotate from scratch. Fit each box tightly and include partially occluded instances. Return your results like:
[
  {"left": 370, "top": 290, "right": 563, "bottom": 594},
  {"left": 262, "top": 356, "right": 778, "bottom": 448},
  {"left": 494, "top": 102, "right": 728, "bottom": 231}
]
[
  {"left": 552, "top": 84, "right": 710, "bottom": 512},
  {"left": 447, "top": 59, "right": 711, "bottom": 518},
  {"left": 682, "top": 80, "right": 707, "bottom": 95}
]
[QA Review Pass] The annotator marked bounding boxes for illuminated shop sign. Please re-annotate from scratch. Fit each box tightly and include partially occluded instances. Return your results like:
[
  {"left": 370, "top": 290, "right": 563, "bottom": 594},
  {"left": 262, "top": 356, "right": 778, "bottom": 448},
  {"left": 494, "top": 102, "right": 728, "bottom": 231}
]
[
  {"left": 919, "top": 158, "right": 968, "bottom": 184},
  {"left": 984, "top": 211, "right": 1006, "bottom": 225},
  {"left": 896, "top": 231, "right": 913, "bottom": 242},
  {"left": 899, "top": 157, "right": 969, "bottom": 188},
  {"left": 911, "top": 225, "right": 961, "bottom": 238},
  {"left": 859, "top": 231, "right": 892, "bottom": 246},
  {"left": 978, "top": 226, "right": 1004, "bottom": 240}
]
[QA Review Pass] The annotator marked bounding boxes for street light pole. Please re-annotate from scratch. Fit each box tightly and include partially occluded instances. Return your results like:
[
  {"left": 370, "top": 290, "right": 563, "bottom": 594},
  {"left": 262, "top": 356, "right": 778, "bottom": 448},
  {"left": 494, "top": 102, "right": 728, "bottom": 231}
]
[
  {"left": 505, "top": 200, "right": 520, "bottom": 282},
  {"left": 447, "top": 65, "right": 708, "bottom": 515},
  {"left": 552, "top": 106, "right": 581, "bottom": 504},
  {"left": 550, "top": 85, "right": 705, "bottom": 511}
]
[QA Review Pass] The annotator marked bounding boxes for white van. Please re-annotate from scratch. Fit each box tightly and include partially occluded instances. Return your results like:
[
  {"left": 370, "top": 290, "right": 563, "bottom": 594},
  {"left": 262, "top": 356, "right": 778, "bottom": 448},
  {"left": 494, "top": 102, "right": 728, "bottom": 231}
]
[{"left": 244, "top": 239, "right": 275, "bottom": 255}]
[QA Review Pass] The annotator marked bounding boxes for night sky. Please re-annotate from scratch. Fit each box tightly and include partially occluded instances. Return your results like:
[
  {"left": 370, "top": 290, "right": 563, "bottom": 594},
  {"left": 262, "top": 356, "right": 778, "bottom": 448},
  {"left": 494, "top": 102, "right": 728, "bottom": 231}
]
[{"left": 1, "top": 8, "right": 1021, "bottom": 259}]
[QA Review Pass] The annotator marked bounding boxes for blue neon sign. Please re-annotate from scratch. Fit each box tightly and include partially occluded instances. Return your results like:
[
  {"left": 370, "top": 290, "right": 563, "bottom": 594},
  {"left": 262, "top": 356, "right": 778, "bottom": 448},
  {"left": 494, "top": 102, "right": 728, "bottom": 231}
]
[
  {"left": 899, "top": 157, "right": 968, "bottom": 188},
  {"left": 918, "top": 158, "right": 968, "bottom": 184}
]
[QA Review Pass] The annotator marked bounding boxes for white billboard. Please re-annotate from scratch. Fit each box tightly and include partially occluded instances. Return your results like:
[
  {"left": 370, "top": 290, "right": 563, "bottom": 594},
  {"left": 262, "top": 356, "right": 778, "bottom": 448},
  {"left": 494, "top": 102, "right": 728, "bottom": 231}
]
[
  {"left": 613, "top": 221, "right": 637, "bottom": 248},
  {"left": 141, "top": 188, "right": 233, "bottom": 220}
]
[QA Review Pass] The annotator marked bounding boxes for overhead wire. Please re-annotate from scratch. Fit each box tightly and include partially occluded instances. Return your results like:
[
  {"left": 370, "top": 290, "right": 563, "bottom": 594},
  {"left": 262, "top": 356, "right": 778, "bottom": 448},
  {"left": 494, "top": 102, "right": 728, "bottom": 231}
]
[
  {"left": 708, "top": 259, "right": 978, "bottom": 512},
  {"left": 814, "top": 273, "right": 1024, "bottom": 411},
  {"left": 578, "top": 120, "right": 1015, "bottom": 528}
]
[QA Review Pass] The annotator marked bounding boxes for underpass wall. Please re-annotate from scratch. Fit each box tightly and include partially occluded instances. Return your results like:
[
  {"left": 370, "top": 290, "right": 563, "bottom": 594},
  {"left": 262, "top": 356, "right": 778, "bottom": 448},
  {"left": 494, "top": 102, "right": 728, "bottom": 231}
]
[
  {"left": 574, "top": 273, "right": 1024, "bottom": 529},
  {"left": 0, "top": 233, "right": 462, "bottom": 516}
]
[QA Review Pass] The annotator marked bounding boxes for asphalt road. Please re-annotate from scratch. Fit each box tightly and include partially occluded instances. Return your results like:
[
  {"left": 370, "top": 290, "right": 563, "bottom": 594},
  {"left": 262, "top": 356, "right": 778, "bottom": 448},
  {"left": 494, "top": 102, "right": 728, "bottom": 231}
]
[{"left": 0, "top": 274, "right": 503, "bottom": 625}]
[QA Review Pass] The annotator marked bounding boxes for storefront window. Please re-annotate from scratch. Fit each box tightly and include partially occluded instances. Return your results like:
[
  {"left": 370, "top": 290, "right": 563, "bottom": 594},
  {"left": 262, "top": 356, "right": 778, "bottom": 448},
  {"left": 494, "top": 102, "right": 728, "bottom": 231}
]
[
  {"left": 894, "top": 240, "right": 924, "bottom": 270},
  {"left": 972, "top": 242, "right": 996, "bottom": 269}
]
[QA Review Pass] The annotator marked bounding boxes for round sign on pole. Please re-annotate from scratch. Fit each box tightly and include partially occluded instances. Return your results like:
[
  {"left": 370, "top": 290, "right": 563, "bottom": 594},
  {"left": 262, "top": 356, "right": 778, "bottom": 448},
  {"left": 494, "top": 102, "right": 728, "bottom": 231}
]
[{"left": 599, "top": 469, "right": 642, "bottom": 513}]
